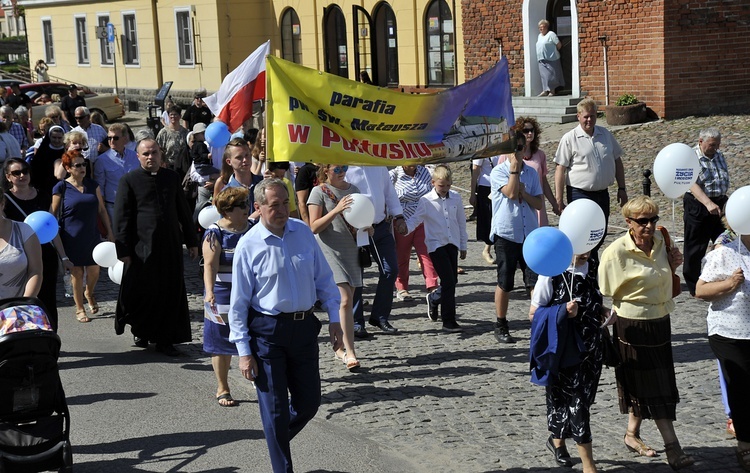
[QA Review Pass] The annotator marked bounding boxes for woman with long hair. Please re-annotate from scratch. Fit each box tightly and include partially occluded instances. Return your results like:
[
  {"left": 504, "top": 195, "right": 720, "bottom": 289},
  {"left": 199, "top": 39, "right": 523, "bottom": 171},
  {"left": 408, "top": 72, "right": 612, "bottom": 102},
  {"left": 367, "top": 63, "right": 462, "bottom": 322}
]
[
  {"left": 308, "top": 164, "right": 373, "bottom": 371},
  {"left": 3, "top": 158, "right": 72, "bottom": 331},
  {"left": 50, "top": 150, "right": 113, "bottom": 323}
]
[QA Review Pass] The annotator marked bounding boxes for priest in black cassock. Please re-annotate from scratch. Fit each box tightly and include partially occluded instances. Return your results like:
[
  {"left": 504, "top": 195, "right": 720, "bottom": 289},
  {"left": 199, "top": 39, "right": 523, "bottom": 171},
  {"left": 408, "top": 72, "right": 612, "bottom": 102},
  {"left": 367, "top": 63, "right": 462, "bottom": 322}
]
[{"left": 113, "top": 138, "right": 199, "bottom": 356}]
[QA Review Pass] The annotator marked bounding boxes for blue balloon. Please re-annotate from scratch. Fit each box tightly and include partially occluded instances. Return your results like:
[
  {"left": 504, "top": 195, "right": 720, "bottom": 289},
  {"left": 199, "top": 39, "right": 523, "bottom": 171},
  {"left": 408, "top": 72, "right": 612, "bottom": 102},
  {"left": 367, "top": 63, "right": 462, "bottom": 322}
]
[
  {"left": 205, "top": 121, "right": 232, "bottom": 148},
  {"left": 522, "top": 227, "right": 573, "bottom": 277},
  {"left": 23, "top": 211, "right": 58, "bottom": 244}
]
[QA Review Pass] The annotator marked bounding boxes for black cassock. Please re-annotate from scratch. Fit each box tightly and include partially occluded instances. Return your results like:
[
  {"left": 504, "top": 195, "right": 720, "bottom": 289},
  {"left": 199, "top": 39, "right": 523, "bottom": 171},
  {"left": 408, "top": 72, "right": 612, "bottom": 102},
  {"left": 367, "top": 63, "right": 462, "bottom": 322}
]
[{"left": 113, "top": 167, "right": 198, "bottom": 344}]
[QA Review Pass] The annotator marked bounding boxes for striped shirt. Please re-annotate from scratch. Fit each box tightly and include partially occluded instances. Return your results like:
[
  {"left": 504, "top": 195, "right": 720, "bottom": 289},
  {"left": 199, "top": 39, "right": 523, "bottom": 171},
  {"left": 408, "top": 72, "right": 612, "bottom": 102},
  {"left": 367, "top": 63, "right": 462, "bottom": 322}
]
[
  {"left": 693, "top": 144, "right": 730, "bottom": 197},
  {"left": 389, "top": 165, "right": 433, "bottom": 220}
]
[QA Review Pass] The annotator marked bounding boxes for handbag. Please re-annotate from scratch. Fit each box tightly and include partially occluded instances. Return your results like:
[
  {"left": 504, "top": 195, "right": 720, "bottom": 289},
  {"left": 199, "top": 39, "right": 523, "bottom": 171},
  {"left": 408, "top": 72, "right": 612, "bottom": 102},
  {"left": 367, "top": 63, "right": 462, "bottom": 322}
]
[
  {"left": 600, "top": 326, "right": 621, "bottom": 368},
  {"left": 658, "top": 226, "right": 682, "bottom": 298}
]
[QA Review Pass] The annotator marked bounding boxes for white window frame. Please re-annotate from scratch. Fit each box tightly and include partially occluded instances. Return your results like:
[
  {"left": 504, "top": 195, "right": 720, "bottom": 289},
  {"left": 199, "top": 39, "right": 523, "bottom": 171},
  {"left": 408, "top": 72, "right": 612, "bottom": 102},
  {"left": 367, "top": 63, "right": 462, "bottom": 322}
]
[
  {"left": 74, "top": 15, "right": 90, "bottom": 66},
  {"left": 174, "top": 8, "right": 195, "bottom": 67},
  {"left": 41, "top": 17, "right": 55, "bottom": 65},
  {"left": 121, "top": 11, "right": 140, "bottom": 67},
  {"left": 97, "top": 14, "right": 113, "bottom": 67}
]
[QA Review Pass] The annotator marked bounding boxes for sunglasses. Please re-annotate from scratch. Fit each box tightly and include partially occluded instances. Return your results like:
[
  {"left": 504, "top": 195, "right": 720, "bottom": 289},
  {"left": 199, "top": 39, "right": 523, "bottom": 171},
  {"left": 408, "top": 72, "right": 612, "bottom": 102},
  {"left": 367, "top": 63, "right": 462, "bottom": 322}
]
[
  {"left": 49, "top": 115, "right": 61, "bottom": 119},
  {"left": 630, "top": 216, "right": 660, "bottom": 226},
  {"left": 332, "top": 165, "right": 349, "bottom": 174},
  {"left": 522, "top": 128, "right": 535, "bottom": 134},
  {"left": 74, "top": 115, "right": 89, "bottom": 119},
  {"left": 107, "top": 136, "right": 120, "bottom": 141},
  {"left": 9, "top": 169, "right": 29, "bottom": 177},
  {"left": 70, "top": 162, "right": 86, "bottom": 169},
  {"left": 229, "top": 202, "right": 249, "bottom": 210}
]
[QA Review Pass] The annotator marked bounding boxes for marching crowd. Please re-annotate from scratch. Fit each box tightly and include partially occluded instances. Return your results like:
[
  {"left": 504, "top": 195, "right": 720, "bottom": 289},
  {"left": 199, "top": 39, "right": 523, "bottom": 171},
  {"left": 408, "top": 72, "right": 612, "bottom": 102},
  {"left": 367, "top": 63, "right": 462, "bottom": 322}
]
[{"left": 0, "top": 90, "right": 748, "bottom": 473}]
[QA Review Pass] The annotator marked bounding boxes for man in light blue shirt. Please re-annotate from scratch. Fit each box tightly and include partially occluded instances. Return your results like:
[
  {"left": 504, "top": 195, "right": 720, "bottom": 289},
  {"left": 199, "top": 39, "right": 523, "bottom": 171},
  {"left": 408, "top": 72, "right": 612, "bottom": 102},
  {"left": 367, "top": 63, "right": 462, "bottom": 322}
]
[
  {"left": 229, "top": 178, "right": 342, "bottom": 473},
  {"left": 93, "top": 123, "right": 139, "bottom": 224},
  {"left": 490, "top": 149, "right": 543, "bottom": 344}
]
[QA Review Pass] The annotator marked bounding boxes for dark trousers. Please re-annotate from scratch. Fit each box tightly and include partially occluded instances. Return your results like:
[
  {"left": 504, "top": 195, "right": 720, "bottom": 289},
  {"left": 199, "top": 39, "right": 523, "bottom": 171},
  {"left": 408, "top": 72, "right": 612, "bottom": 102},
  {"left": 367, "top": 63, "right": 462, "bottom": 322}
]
[
  {"left": 567, "top": 187, "right": 610, "bottom": 266},
  {"left": 354, "top": 220, "right": 398, "bottom": 326},
  {"left": 248, "top": 309, "right": 322, "bottom": 473},
  {"left": 683, "top": 192, "right": 727, "bottom": 295},
  {"left": 475, "top": 185, "right": 492, "bottom": 245},
  {"left": 429, "top": 244, "right": 458, "bottom": 324},
  {"left": 710, "top": 335, "right": 750, "bottom": 443}
]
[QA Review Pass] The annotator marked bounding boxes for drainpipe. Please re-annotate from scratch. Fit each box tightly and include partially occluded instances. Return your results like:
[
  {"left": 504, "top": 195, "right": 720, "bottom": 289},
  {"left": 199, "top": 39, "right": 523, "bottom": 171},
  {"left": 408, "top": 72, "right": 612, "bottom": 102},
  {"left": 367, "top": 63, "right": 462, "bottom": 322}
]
[
  {"left": 451, "top": 0, "right": 458, "bottom": 85},
  {"left": 151, "top": 0, "right": 163, "bottom": 87},
  {"left": 598, "top": 35, "right": 609, "bottom": 106}
]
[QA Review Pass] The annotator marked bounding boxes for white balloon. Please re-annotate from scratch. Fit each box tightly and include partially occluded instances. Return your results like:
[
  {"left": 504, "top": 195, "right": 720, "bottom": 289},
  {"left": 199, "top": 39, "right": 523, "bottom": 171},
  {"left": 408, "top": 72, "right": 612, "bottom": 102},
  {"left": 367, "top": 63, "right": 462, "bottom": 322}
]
[
  {"left": 342, "top": 194, "right": 375, "bottom": 229},
  {"left": 92, "top": 241, "right": 118, "bottom": 267},
  {"left": 726, "top": 186, "right": 750, "bottom": 235},
  {"left": 558, "top": 199, "right": 606, "bottom": 254},
  {"left": 198, "top": 205, "right": 221, "bottom": 229},
  {"left": 653, "top": 143, "right": 701, "bottom": 199},
  {"left": 108, "top": 261, "right": 124, "bottom": 285}
]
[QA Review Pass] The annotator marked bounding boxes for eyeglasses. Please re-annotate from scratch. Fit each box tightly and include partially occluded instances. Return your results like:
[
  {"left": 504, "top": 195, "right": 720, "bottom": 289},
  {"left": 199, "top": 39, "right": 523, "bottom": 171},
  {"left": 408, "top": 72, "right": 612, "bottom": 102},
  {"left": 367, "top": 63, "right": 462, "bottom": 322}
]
[
  {"left": 332, "top": 165, "right": 349, "bottom": 174},
  {"left": 74, "top": 115, "right": 89, "bottom": 119},
  {"left": 630, "top": 216, "right": 660, "bottom": 226},
  {"left": 522, "top": 128, "right": 535, "bottom": 134},
  {"left": 70, "top": 162, "right": 86, "bottom": 169},
  {"left": 107, "top": 136, "right": 120, "bottom": 141},
  {"left": 9, "top": 169, "right": 29, "bottom": 177},
  {"left": 229, "top": 202, "right": 249, "bottom": 210}
]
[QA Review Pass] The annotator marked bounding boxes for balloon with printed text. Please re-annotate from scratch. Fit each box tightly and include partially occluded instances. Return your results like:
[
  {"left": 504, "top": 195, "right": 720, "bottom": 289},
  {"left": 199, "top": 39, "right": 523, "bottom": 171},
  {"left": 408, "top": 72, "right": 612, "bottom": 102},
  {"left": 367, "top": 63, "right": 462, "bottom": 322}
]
[
  {"left": 558, "top": 199, "right": 606, "bottom": 254},
  {"left": 652, "top": 143, "right": 701, "bottom": 199}
]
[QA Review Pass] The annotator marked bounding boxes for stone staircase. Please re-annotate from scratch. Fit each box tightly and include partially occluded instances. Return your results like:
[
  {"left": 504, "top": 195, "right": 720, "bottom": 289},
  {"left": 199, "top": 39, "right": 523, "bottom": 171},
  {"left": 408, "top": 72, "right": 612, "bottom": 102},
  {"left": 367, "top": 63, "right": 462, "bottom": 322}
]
[{"left": 512, "top": 95, "right": 582, "bottom": 123}]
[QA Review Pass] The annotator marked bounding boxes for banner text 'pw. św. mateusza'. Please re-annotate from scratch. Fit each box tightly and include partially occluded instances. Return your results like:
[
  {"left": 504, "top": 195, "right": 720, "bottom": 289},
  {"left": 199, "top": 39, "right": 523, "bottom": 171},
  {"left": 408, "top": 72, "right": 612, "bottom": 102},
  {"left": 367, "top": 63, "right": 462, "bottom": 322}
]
[{"left": 266, "top": 55, "right": 516, "bottom": 166}]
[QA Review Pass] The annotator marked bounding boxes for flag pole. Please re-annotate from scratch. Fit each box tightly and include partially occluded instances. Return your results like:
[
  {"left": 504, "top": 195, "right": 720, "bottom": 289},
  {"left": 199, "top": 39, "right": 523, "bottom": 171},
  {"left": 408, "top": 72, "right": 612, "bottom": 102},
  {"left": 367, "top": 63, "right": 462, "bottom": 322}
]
[{"left": 264, "top": 53, "right": 270, "bottom": 163}]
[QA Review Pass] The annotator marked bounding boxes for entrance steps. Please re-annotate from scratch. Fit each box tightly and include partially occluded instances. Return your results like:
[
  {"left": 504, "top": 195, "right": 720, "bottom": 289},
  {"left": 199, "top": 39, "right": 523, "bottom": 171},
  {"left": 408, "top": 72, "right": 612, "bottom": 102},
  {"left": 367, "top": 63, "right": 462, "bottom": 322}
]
[{"left": 512, "top": 96, "right": 582, "bottom": 123}]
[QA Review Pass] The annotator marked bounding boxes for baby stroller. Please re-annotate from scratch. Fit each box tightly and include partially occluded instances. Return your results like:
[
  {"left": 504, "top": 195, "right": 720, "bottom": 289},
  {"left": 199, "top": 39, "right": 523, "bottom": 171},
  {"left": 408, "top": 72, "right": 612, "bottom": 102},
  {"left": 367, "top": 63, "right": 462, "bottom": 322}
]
[{"left": 0, "top": 297, "right": 72, "bottom": 472}]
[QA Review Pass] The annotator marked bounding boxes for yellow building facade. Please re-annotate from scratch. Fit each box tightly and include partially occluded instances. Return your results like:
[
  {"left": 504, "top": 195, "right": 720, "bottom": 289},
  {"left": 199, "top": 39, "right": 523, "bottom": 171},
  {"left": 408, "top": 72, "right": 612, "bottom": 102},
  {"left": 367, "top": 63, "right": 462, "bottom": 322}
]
[{"left": 19, "top": 0, "right": 463, "bottom": 95}]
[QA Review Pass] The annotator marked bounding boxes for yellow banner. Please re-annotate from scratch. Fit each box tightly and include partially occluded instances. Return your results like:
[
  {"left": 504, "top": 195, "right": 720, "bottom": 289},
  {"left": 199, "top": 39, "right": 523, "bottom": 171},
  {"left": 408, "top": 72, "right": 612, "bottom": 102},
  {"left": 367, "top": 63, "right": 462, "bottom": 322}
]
[{"left": 267, "top": 55, "right": 516, "bottom": 165}]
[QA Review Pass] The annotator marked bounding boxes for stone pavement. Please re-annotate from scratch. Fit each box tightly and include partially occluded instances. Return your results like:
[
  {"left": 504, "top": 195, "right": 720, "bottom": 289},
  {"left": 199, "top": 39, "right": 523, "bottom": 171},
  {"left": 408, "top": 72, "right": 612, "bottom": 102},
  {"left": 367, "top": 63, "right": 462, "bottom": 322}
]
[{"left": 70, "top": 112, "right": 748, "bottom": 471}]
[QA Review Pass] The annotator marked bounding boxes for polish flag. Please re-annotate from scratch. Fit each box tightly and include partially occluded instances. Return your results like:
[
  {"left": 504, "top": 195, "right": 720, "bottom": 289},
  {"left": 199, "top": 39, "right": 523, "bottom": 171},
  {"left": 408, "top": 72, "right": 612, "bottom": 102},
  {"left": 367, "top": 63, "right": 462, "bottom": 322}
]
[{"left": 204, "top": 40, "right": 270, "bottom": 132}]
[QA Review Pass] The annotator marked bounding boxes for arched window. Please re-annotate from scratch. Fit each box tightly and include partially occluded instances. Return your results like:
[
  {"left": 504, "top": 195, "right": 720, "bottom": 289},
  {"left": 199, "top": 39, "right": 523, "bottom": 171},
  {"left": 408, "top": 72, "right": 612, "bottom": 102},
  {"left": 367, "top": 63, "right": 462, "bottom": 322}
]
[
  {"left": 323, "top": 6, "right": 348, "bottom": 78},
  {"left": 280, "top": 8, "right": 302, "bottom": 64},
  {"left": 425, "top": 0, "right": 454, "bottom": 87},
  {"left": 374, "top": 2, "right": 398, "bottom": 86}
]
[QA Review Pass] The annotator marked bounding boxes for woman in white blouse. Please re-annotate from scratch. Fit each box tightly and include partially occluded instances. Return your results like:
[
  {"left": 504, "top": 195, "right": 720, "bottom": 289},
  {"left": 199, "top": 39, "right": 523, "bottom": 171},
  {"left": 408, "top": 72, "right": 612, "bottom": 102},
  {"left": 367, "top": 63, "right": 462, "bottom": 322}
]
[
  {"left": 536, "top": 19, "right": 564, "bottom": 97},
  {"left": 696, "top": 231, "right": 750, "bottom": 471}
]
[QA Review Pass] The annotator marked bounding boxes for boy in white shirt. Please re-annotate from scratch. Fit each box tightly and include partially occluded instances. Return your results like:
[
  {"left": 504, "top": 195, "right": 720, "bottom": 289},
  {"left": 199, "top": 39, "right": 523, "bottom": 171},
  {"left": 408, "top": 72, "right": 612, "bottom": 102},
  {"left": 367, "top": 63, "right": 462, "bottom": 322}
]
[{"left": 405, "top": 165, "right": 468, "bottom": 332}]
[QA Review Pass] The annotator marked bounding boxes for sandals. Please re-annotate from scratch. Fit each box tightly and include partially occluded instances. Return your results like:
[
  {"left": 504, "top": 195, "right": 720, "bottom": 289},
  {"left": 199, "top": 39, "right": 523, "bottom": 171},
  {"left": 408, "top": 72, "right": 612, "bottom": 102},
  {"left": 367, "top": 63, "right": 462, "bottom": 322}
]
[
  {"left": 664, "top": 441, "right": 694, "bottom": 471},
  {"left": 216, "top": 393, "right": 239, "bottom": 407},
  {"left": 624, "top": 432, "right": 657, "bottom": 457},
  {"left": 75, "top": 309, "right": 90, "bottom": 323},
  {"left": 343, "top": 355, "right": 360, "bottom": 371},
  {"left": 737, "top": 447, "right": 750, "bottom": 471},
  {"left": 84, "top": 290, "right": 99, "bottom": 314}
]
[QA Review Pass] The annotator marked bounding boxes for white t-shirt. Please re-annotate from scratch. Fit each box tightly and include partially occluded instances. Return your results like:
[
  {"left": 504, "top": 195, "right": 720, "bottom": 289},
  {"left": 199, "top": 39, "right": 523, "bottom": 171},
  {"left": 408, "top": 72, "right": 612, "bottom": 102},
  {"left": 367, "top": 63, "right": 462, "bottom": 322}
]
[{"left": 472, "top": 156, "right": 499, "bottom": 188}]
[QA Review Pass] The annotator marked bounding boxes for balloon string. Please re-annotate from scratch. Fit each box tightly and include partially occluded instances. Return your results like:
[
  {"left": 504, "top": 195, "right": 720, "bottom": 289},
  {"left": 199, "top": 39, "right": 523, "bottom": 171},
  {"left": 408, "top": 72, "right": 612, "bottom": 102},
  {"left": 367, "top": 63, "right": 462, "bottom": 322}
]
[
  {"left": 564, "top": 264, "right": 574, "bottom": 302},
  {"left": 672, "top": 199, "right": 676, "bottom": 232}
]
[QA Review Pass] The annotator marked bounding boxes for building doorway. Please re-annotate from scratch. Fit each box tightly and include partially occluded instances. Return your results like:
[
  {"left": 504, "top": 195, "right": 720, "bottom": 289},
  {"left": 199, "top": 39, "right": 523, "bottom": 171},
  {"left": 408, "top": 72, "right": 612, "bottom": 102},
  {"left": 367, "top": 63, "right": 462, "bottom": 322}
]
[{"left": 523, "top": 0, "right": 579, "bottom": 97}]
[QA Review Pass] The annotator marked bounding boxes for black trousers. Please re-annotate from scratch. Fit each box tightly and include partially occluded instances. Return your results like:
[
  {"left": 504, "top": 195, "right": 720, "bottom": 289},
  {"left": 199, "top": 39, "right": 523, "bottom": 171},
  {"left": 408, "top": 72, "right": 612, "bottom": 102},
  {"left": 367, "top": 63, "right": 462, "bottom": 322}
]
[
  {"left": 475, "top": 185, "right": 492, "bottom": 245},
  {"left": 429, "top": 244, "right": 458, "bottom": 324},
  {"left": 682, "top": 192, "right": 727, "bottom": 295},
  {"left": 709, "top": 335, "right": 750, "bottom": 443}
]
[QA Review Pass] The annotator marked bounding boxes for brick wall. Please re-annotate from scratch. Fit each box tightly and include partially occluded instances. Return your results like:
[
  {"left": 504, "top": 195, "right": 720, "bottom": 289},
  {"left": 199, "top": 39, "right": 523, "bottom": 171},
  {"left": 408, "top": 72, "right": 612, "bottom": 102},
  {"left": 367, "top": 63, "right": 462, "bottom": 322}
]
[{"left": 461, "top": 0, "right": 750, "bottom": 118}]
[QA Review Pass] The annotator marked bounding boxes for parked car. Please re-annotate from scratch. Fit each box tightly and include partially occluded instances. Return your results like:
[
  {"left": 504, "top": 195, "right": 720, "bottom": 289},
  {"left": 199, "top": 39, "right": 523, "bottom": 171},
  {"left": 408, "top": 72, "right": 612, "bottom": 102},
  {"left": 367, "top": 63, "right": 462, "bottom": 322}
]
[{"left": 5, "top": 82, "right": 125, "bottom": 127}]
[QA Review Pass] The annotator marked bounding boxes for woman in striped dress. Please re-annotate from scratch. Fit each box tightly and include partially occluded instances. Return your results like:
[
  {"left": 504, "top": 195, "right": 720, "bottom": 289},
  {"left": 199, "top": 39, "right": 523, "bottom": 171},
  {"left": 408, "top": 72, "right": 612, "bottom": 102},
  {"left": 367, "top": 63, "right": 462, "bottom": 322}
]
[{"left": 203, "top": 186, "right": 253, "bottom": 406}]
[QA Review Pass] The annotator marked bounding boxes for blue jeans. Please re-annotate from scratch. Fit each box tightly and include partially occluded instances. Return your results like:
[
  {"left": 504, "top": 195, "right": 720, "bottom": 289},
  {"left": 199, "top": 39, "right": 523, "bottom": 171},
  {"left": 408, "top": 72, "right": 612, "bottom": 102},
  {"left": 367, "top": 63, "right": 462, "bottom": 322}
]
[{"left": 353, "top": 220, "right": 398, "bottom": 326}]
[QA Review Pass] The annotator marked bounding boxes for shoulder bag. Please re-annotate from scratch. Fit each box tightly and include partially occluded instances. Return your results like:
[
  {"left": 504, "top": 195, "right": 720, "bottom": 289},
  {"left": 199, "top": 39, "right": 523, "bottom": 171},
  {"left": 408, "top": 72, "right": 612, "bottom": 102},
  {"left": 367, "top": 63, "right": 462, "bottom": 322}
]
[{"left": 658, "top": 226, "right": 681, "bottom": 298}]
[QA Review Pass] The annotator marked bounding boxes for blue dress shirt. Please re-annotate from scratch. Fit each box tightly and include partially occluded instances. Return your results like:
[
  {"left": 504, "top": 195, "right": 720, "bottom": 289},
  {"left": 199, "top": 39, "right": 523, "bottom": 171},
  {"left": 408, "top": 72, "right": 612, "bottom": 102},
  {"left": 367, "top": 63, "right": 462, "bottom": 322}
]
[
  {"left": 93, "top": 148, "right": 140, "bottom": 204},
  {"left": 228, "top": 217, "right": 341, "bottom": 356},
  {"left": 490, "top": 161, "right": 542, "bottom": 244}
]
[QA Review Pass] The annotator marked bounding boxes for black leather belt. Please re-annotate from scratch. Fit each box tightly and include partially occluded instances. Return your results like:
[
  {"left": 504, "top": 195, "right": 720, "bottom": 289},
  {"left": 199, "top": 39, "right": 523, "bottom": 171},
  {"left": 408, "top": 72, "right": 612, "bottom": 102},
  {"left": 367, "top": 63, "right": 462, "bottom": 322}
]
[{"left": 276, "top": 308, "right": 314, "bottom": 320}]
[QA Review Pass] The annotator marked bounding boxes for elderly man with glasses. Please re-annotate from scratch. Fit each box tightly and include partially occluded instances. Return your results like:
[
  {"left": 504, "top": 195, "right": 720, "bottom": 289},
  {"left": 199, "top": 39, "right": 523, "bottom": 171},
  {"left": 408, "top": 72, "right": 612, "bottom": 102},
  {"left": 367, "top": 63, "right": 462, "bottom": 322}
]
[
  {"left": 72, "top": 106, "right": 107, "bottom": 164},
  {"left": 93, "top": 123, "right": 139, "bottom": 224}
]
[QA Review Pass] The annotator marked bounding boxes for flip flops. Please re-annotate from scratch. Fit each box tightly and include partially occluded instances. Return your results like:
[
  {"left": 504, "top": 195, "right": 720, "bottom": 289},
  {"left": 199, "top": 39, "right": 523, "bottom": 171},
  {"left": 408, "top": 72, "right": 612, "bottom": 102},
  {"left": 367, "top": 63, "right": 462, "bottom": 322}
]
[{"left": 216, "top": 393, "right": 239, "bottom": 407}]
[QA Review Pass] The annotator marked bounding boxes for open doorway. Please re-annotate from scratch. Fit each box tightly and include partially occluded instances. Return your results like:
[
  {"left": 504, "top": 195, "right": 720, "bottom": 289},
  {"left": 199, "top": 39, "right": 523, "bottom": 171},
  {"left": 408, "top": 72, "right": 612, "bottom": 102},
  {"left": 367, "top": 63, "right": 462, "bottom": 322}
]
[{"left": 523, "top": 0, "right": 579, "bottom": 97}]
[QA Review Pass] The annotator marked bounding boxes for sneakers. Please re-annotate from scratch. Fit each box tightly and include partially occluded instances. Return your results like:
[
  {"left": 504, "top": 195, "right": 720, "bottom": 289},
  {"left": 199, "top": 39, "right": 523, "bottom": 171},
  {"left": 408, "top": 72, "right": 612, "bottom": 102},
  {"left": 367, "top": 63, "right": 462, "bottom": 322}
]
[
  {"left": 494, "top": 319, "right": 516, "bottom": 344},
  {"left": 426, "top": 291, "right": 439, "bottom": 322},
  {"left": 396, "top": 290, "right": 412, "bottom": 302}
]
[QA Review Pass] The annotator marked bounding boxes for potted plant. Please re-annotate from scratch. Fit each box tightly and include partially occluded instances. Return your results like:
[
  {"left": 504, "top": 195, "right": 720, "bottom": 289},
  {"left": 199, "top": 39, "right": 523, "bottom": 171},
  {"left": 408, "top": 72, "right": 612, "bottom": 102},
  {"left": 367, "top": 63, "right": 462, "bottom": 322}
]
[{"left": 606, "top": 93, "right": 647, "bottom": 125}]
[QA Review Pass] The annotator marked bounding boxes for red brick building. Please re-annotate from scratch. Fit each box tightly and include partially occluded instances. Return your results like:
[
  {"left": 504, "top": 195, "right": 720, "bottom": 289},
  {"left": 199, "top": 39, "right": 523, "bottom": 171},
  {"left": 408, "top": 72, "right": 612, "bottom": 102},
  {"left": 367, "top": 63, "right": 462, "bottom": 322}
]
[{"left": 462, "top": 0, "right": 750, "bottom": 118}]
